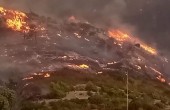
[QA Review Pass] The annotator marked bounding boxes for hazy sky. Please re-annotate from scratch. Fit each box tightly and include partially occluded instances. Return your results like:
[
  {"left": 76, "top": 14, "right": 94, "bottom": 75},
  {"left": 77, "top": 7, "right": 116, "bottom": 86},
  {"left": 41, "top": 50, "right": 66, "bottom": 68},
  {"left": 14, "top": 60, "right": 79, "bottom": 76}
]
[{"left": 0, "top": 0, "right": 170, "bottom": 52}]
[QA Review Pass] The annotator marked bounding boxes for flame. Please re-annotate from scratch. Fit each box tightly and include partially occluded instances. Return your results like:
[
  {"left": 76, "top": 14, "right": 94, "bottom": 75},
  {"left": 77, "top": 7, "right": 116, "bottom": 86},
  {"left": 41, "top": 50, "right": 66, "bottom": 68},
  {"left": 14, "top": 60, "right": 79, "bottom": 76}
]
[
  {"left": 108, "top": 30, "right": 130, "bottom": 42},
  {"left": 22, "top": 77, "right": 33, "bottom": 81},
  {"left": 68, "top": 64, "right": 89, "bottom": 69},
  {"left": 156, "top": 76, "right": 166, "bottom": 83},
  {"left": 79, "top": 64, "right": 89, "bottom": 69},
  {"left": 0, "top": 6, "right": 30, "bottom": 32},
  {"left": 140, "top": 44, "right": 157, "bottom": 55},
  {"left": 150, "top": 67, "right": 163, "bottom": 75},
  {"left": 108, "top": 29, "right": 157, "bottom": 55},
  {"left": 134, "top": 65, "right": 142, "bottom": 70},
  {"left": 44, "top": 73, "right": 50, "bottom": 78},
  {"left": 150, "top": 67, "right": 166, "bottom": 82}
]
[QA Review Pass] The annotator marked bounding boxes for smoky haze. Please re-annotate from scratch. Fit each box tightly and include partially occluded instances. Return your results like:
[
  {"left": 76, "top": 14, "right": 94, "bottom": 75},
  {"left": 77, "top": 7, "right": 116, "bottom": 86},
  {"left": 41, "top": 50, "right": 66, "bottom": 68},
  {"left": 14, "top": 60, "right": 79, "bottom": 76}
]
[
  {"left": 1, "top": 0, "right": 170, "bottom": 52},
  {"left": 1, "top": 0, "right": 170, "bottom": 80}
]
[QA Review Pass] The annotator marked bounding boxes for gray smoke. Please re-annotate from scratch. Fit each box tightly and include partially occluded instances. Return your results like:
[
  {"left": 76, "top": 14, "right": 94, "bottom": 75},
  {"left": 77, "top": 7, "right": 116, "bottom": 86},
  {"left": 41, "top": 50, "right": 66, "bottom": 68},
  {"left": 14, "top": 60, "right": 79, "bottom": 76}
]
[
  {"left": 0, "top": 0, "right": 170, "bottom": 80},
  {"left": 1, "top": 0, "right": 169, "bottom": 51}
]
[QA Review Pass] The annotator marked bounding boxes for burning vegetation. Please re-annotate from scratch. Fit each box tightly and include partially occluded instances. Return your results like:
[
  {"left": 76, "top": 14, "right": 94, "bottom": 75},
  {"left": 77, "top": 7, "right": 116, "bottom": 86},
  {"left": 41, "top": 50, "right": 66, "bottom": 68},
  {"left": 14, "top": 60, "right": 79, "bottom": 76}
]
[
  {"left": 1, "top": 5, "right": 170, "bottom": 110},
  {"left": 0, "top": 6, "right": 167, "bottom": 84},
  {"left": 0, "top": 6, "right": 30, "bottom": 32},
  {"left": 108, "top": 29, "right": 157, "bottom": 55}
]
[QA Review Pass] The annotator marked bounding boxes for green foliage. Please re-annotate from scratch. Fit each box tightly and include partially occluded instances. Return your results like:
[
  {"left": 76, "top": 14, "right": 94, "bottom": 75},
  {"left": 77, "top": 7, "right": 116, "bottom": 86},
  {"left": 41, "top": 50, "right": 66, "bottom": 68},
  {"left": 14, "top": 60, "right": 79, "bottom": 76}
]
[
  {"left": 87, "top": 91, "right": 93, "bottom": 96},
  {"left": 0, "top": 95, "right": 10, "bottom": 110},
  {"left": 85, "top": 81, "right": 97, "bottom": 92},
  {"left": 50, "top": 81, "right": 71, "bottom": 99},
  {"left": 155, "top": 102, "right": 165, "bottom": 109},
  {"left": 21, "top": 101, "right": 50, "bottom": 110},
  {"left": 18, "top": 71, "right": 170, "bottom": 110},
  {"left": 49, "top": 100, "right": 87, "bottom": 110},
  {"left": 129, "top": 98, "right": 159, "bottom": 110},
  {"left": 0, "top": 86, "right": 16, "bottom": 110},
  {"left": 88, "top": 94, "right": 105, "bottom": 105}
]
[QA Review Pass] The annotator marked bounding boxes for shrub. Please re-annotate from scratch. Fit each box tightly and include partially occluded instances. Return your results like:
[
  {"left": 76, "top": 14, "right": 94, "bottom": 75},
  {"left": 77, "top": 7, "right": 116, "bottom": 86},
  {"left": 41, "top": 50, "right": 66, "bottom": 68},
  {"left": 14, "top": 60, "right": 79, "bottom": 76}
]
[{"left": 85, "top": 81, "right": 97, "bottom": 92}]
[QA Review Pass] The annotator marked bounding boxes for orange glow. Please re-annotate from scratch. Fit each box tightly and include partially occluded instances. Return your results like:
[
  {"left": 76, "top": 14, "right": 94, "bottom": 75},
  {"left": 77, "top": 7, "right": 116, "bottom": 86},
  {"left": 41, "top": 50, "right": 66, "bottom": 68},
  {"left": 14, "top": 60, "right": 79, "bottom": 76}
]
[
  {"left": 150, "top": 67, "right": 162, "bottom": 75},
  {"left": 22, "top": 77, "right": 33, "bottom": 81},
  {"left": 68, "top": 64, "right": 89, "bottom": 70},
  {"left": 108, "top": 30, "right": 130, "bottom": 42},
  {"left": 156, "top": 76, "right": 166, "bottom": 83},
  {"left": 79, "top": 64, "right": 89, "bottom": 69},
  {"left": 140, "top": 44, "right": 157, "bottom": 55},
  {"left": 0, "top": 6, "right": 30, "bottom": 32},
  {"left": 108, "top": 29, "right": 157, "bottom": 55},
  {"left": 68, "top": 15, "right": 79, "bottom": 23},
  {"left": 44, "top": 73, "right": 50, "bottom": 78}
]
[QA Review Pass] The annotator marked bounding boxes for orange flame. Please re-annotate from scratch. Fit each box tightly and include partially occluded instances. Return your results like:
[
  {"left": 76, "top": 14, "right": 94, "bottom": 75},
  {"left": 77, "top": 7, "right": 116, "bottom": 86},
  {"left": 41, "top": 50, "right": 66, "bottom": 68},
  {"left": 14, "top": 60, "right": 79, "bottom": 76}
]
[
  {"left": 108, "top": 29, "right": 157, "bottom": 55},
  {"left": 156, "top": 76, "right": 166, "bottom": 83},
  {"left": 0, "top": 6, "right": 30, "bottom": 32},
  {"left": 108, "top": 30, "right": 130, "bottom": 42},
  {"left": 79, "top": 64, "right": 89, "bottom": 69},
  {"left": 44, "top": 73, "right": 50, "bottom": 78},
  {"left": 140, "top": 44, "right": 157, "bottom": 55}
]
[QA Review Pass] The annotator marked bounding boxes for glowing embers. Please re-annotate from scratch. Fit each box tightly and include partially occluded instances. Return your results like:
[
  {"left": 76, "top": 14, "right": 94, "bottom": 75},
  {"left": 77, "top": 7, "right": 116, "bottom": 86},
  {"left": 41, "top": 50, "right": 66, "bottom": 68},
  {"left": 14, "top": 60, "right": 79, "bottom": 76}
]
[
  {"left": 79, "top": 64, "right": 89, "bottom": 69},
  {"left": 68, "top": 64, "right": 89, "bottom": 70},
  {"left": 150, "top": 67, "right": 163, "bottom": 75},
  {"left": 108, "top": 29, "right": 157, "bottom": 55},
  {"left": 22, "top": 72, "right": 51, "bottom": 81},
  {"left": 140, "top": 44, "right": 157, "bottom": 55},
  {"left": 150, "top": 67, "right": 166, "bottom": 83},
  {"left": 44, "top": 73, "right": 50, "bottom": 78},
  {"left": 108, "top": 30, "right": 130, "bottom": 42},
  {"left": 0, "top": 6, "right": 30, "bottom": 32},
  {"left": 156, "top": 75, "right": 166, "bottom": 83}
]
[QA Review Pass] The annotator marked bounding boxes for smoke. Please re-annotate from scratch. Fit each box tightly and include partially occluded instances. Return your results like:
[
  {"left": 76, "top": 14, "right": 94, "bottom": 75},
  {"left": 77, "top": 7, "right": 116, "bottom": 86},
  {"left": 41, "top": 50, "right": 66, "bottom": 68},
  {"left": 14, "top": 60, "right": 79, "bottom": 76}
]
[
  {"left": 1, "top": 0, "right": 170, "bottom": 80},
  {"left": 0, "top": 0, "right": 136, "bottom": 40},
  {"left": 0, "top": 0, "right": 126, "bottom": 24},
  {"left": 1, "top": 0, "right": 170, "bottom": 52}
]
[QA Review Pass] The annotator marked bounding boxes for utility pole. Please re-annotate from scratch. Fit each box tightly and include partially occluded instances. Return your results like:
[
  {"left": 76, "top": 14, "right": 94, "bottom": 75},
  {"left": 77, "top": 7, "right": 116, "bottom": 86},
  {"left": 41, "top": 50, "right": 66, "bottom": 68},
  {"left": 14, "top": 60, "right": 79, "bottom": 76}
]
[{"left": 126, "top": 71, "right": 129, "bottom": 110}]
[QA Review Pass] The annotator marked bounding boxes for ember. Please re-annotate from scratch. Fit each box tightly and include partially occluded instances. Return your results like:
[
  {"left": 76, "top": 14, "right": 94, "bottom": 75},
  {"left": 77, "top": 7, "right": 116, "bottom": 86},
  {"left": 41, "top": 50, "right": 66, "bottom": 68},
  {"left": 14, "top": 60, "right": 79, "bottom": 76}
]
[
  {"left": 44, "top": 73, "right": 50, "bottom": 78},
  {"left": 22, "top": 77, "right": 33, "bottom": 81},
  {"left": 150, "top": 67, "right": 163, "bottom": 75},
  {"left": 108, "top": 30, "right": 130, "bottom": 42},
  {"left": 79, "top": 64, "right": 89, "bottom": 69},
  {"left": 156, "top": 76, "right": 166, "bottom": 83}
]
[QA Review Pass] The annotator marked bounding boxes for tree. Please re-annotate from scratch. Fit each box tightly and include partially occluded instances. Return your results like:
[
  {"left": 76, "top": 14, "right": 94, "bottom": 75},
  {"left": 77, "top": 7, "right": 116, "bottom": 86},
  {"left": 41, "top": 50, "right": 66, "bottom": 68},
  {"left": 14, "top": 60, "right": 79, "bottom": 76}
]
[
  {"left": 50, "top": 82, "right": 71, "bottom": 99},
  {"left": 88, "top": 95, "right": 105, "bottom": 105},
  {"left": 85, "top": 81, "right": 97, "bottom": 92},
  {"left": 129, "top": 98, "right": 160, "bottom": 110},
  {"left": 0, "top": 86, "right": 16, "bottom": 110},
  {"left": 0, "top": 95, "right": 10, "bottom": 110}
]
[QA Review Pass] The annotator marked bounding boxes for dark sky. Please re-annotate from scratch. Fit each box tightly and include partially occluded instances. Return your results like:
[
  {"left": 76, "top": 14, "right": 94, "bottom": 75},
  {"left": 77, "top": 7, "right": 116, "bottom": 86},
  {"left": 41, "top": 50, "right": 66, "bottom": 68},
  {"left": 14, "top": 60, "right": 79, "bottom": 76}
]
[
  {"left": 0, "top": 0, "right": 170, "bottom": 52},
  {"left": 124, "top": 0, "right": 170, "bottom": 51}
]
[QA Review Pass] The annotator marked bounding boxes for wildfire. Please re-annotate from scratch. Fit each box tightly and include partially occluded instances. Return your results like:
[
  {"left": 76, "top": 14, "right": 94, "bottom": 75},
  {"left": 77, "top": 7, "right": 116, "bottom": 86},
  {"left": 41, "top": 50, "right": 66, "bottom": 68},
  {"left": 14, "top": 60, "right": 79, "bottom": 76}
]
[
  {"left": 156, "top": 76, "right": 166, "bottom": 83},
  {"left": 0, "top": 6, "right": 30, "bottom": 32},
  {"left": 108, "top": 30, "right": 130, "bottom": 42},
  {"left": 79, "top": 64, "right": 89, "bottom": 69},
  {"left": 68, "top": 64, "right": 89, "bottom": 70},
  {"left": 22, "top": 77, "right": 33, "bottom": 81},
  {"left": 140, "top": 44, "right": 157, "bottom": 55},
  {"left": 150, "top": 67, "right": 166, "bottom": 82},
  {"left": 150, "top": 67, "right": 163, "bottom": 75},
  {"left": 108, "top": 29, "right": 157, "bottom": 55},
  {"left": 44, "top": 73, "right": 50, "bottom": 78}
]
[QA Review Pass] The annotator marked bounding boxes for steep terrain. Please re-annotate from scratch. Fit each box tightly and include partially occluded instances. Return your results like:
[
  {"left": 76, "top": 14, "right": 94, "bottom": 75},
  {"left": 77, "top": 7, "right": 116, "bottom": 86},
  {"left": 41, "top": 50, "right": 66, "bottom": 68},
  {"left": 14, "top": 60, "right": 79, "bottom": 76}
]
[{"left": 1, "top": 7, "right": 170, "bottom": 110}]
